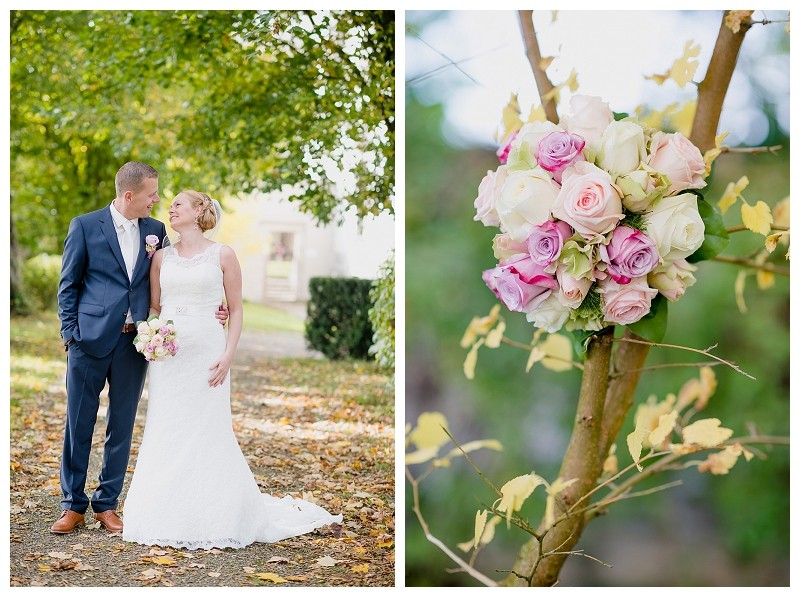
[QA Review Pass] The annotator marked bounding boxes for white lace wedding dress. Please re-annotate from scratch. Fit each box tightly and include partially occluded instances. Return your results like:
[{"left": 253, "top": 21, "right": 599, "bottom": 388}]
[{"left": 122, "top": 243, "right": 342, "bottom": 549}]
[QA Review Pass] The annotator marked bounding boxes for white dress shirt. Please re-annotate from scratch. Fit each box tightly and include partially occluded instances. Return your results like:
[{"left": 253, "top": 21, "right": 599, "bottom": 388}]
[{"left": 109, "top": 202, "right": 140, "bottom": 323}]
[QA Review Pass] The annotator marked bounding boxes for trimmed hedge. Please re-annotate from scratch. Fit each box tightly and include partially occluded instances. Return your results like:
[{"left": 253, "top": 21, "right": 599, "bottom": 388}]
[{"left": 306, "top": 277, "right": 374, "bottom": 360}]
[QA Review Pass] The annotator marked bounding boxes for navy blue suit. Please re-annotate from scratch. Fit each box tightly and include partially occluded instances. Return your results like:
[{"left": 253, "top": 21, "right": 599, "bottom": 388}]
[{"left": 57, "top": 205, "right": 169, "bottom": 514}]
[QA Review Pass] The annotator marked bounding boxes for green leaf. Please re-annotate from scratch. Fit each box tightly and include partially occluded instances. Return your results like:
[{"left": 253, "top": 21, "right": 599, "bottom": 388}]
[
  {"left": 687, "top": 198, "right": 729, "bottom": 263},
  {"left": 569, "top": 327, "right": 611, "bottom": 356},
  {"left": 627, "top": 293, "right": 668, "bottom": 343}
]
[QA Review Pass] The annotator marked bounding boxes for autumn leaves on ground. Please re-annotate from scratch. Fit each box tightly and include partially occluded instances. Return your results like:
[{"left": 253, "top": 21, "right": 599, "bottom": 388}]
[{"left": 10, "top": 312, "right": 395, "bottom": 587}]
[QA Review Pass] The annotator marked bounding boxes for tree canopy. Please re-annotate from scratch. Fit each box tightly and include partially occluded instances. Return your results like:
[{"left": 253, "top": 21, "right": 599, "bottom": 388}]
[{"left": 11, "top": 10, "right": 395, "bottom": 256}]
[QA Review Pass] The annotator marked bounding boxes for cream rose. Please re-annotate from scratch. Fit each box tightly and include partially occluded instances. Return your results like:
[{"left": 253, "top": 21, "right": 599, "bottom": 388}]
[
  {"left": 555, "top": 265, "right": 593, "bottom": 309},
  {"left": 492, "top": 233, "right": 528, "bottom": 261},
  {"left": 559, "top": 95, "right": 614, "bottom": 158},
  {"left": 596, "top": 120, "right": 647, "bottom": 177},
  {"left": 648, "top": 259, "right": 698, "bottom": 301},
  {"left": 552, "top": 161, "right": 624, "bottom": 238},
  {"left": 644, "top": 193, "right": 705, "bottom": 261},
  {"left": 647, "top": 131, "right": 707, "bottom": 194},
  {"left": 496, "top": 167, "right": 560, "bottom": 241},
  {"left": 525, "top": 294, "right": 571, "bottom": 333}
]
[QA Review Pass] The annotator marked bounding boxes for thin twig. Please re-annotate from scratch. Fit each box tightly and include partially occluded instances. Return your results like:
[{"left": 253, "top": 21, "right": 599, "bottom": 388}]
[
  {"left": 440, "top": 426, "right": 502, "bottom": 496},
  {"left": 719, "top": 144, "right": 782, "bottom": 155},
  {"left": 611, "top": 360, "right": 723, "bottom": 378},
  {"left": 726, "top": 225, "right": 789, "bottom": 233},
  {"left": 712, "top": 254, "right": 790, "bottom": 276},
  {"left": 406, "top": 468, "right": 499, "bottom": 587},
  {"left": 610, "top": 337, "right": 756, "bottom": 380},
  {"left": 500, "top": 337, "right": 585, "bottom": 370}
]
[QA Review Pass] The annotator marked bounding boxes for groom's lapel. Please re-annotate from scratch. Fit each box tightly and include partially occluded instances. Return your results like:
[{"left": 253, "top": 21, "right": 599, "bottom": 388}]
[
  {"left": 98, "top": 207, "right": 128, "bottom": 276},
  {"left": 131, "top": 219, "right": 150, "bottom": 281}
]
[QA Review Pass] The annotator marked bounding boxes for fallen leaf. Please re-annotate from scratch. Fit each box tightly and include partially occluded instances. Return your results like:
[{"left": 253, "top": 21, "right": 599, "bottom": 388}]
[
  {"left": 314, "top": 556, "right": 343, "bottom": 567},
  {"left": 351, "top": 563, "right": 369, "bottom": 573},
  {"left": 254, "top": 572, "right": 288, "bottom": 583}
]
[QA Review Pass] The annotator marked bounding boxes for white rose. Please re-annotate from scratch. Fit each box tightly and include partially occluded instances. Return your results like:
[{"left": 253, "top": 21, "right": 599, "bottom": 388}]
[
  {"left": 154, "top": 345, "right": 167, "bottom": 358},
  {"left": 506, "top": 121, "right": 562, "bottom": 169},
  {"left": 644, "top": 193, "right": 705, "bottom": 261},
  {"left": 559, "top": 95, "right": 614, "bottom": 158},
  {"left": 138, "top": 333, "right": 151, "bottom": 344},
  {"left": 648, "top": 259, "right": 698, "bottom": 301},
  {"left": 596, "top": 120, "right": 647, "bottom": 177},
  {"left": 134, "top": 341, "right": 146, "bottom": 353},
  {"left": 525, "top": 294, "right": 571, "bottom": 333},
  {"left": 473, "top": 166, "right": 508, "bottom": 227},
  {"left": 492, "top": 233, "right": 528, "bottom": 261},
  {"left": 137, "top": 322, "right": 150, "bottom": 335},
  {"left": 148, "top": 318, "right": 161, "bottom": 330},
  {"left": 495, "top": 167, "right": 560, "bottom": 241}
]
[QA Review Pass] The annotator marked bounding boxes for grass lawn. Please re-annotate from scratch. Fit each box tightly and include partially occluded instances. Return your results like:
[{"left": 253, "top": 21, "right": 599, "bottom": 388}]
[{"left": 243, "top": 300, "right": 305, "bottom": 333}]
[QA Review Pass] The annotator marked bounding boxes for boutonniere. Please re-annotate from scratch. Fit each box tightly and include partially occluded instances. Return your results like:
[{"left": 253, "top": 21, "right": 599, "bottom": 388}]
[{"left": 145, "top": 235, "right": 161, "bottom": 259}]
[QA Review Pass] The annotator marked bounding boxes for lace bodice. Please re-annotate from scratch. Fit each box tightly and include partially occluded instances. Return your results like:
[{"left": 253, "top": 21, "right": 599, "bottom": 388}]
[{"left": 160, "top": 244, "right": 223, "bottom": 310}]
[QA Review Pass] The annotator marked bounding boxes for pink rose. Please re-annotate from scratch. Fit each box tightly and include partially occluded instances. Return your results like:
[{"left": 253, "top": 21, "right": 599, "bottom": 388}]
[
  {"left": 552, "top": 161, "right": 624, "bottom": 238},
  {"left": 555, "top": 265, "right": 593, "bottom": 309},
  {"left": 525, "top": 220, "right": 573, "bottom": 266},
  {"left": 537, "top": 131, "right": 586, "bottom": 184},
  {"left": 559, "top": 95, "right": 614, "bottom": 156},
  {"left": 496, "top": 130, "right": 518, "bottom": 164},
  {"left": 647, "top": 131, "right": 707, "bottom": 194},
  {"left": 474, "top": 166, "right": 508, "bottom": 227},
  {"left": 483, "top": 254, "right": 558, "bottom": 313},
  {"left": 648, "top": 259, "right": 697, "bottom": 301},
  {"left": 599, "top": 276, "right": 658, "bottom": 325},
  {"left": 507, "top": 121, "right": 562, "bottom": 168},
  {"left": 599, "top": 226, "right": 660, "bottom": 285}
]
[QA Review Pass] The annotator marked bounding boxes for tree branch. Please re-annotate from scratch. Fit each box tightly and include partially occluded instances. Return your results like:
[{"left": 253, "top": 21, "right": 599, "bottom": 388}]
[
  {"left": 504, "top": 328, "right": 614, "bottom": 586},
  {"left": 690, "top": 10, "right": 754, "bottom": 152},
  {"left": 517, "top": 10, "right": 558, "bottom": 124},
  {"left": 713, "top": 254, "right": 790, "bottom": 276}
]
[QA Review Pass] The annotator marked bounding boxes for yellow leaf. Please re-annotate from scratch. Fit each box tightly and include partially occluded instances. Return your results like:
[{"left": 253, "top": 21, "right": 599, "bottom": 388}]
[
  {"left": 734, "top": 270, "right": 748, "bottom": 314},
  {"left": 646, "top": 40, "right": 700, "bottom": 88},
  {"left": 440, "top": 439, "right": 504, "bottom": 464},
  {"left": 765, "top": 232, "right": 785, "bottom": 253},
  {"left": 540, "top": 333, "right": 573, "bottom": 372},
  {"left": 698, "top": 444, "right": 747, "bottom": 475},
  {"left": 405, "top": 446, "right": 440, "bottom": 465},
  {"left": 463, "top": 337, "right": 484, "bottom": 380},
  {"left": 648, "top": 410, "right": 678, "bottom": 448},
  {"left": 473, "top": 509, "right": 488, "bottom": 549},
  {"left": 677, "top": 366, "right": 717, "bottom": 411},
  {"left": 496, "top": 474, "right": 545, "bottom": 527},
  {"left": 703, "top": 131, "right": 728, "bottom": 172},
  {"left": 484, "top": 319, "right": 505, "bottom": 349},
  {"left": 255, "top": 573, "right": 288, "bottom": 583},
  {"left": 682, "top": 418, "right": 733, "bottom": 448},
  {"left": 527, "top": 104, "right": 548, "bottom": 123},
  {"left": 741, "top": 200, "right": 774, "bottom": 236},
  {"left": 525, "top": 346, "right": 546, "bottom": 372},
  {"left": 724, "top": 10, "right": 753, "bottom": 34},
  {"left": 351, "top": 563, "right": 370, "bottom": 573},
  {"left": 626, "top": 428, "right": 649, "bottom": 471},
  {"left": 460, "top": 306, "right": 501, "bottom": 348},
  {"left": 408, "top": 412, "right": 450, "bottom": 451},
  {"left": 377, "top": 538, "right": 394, "bottom": 548},
  {"left": 543, "top": 477, "right": 578, "bottom": 529},
  {"left": 718, "top": 176, "right": 748, "bottom": 215},
  {"left": 152, "top": 556, "right": 177, "bottom": 566},
  {"left": 756, "top": 269, "right": 774, "bottom": 289},
  {"left": 602, "top": 444, "right": 618, "bottom": 475},
  {"left": 551, "top": 10, "right": 558, "bottom": 22},
  {"left": 500, "top": 93, "right": 523, "bottom": 142},
  {"left": 772, "top": 196, "right": 789, "bottom": 227},
  {"left": 539, "top": 56, "right": 555, "bottom": 70}
]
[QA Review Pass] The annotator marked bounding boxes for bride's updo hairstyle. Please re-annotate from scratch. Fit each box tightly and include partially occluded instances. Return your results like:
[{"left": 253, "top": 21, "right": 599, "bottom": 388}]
[{"left": 181, "top": 189, "right": 218, "bottom": 232}]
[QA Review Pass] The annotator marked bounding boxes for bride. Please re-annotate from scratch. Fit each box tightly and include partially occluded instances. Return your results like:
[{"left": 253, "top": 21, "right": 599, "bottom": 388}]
[{"left": 122, "top": 190, "right": 342, "bottom": 549}]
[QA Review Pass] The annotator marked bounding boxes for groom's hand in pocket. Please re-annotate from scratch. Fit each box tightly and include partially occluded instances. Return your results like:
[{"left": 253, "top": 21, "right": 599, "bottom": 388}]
[{"left": 214, "top": 303, "right": 229, "bottom": 327}]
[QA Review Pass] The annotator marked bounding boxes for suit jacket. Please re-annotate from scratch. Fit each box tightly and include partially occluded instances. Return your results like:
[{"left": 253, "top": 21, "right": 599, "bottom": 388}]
[{"left": 58, "top": 205, "right": 170, "bottom": 358}]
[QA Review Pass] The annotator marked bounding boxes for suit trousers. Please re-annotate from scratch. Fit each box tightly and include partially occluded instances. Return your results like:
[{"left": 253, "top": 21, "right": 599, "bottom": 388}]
[{"left": 60, "top": 329, "right": 147, "bottom": 514}]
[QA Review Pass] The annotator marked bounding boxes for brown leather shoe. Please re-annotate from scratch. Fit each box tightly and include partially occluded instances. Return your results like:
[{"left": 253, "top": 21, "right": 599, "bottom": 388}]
[
  {"left": 50, "top": 510, "right": 85, "bottom": 534},
  {"left": 93, "top": 510, "right": 123, "bottom": 532}
]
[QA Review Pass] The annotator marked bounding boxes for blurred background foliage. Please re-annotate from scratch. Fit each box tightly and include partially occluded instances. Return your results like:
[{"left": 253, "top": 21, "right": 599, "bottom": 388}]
[
  {"left": 10, "top": 9, "right": 394, "bottom": 314},
  {"left": 405, "top": 10, "right": 789, "bottom": 586}
]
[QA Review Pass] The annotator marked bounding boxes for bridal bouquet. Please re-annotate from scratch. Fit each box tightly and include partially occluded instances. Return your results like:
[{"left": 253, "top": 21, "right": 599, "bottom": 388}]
[
  {"left": 475, "top": 94, "right": 714, "bottom": 336},
  {"left": 134, "top": 315, "right": 179, "bottom": 362}
]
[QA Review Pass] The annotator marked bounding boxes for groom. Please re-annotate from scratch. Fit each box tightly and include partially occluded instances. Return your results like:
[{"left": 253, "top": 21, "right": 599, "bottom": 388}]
[{"left": 53, "top": 161, "right": 170, "bottom": 534}]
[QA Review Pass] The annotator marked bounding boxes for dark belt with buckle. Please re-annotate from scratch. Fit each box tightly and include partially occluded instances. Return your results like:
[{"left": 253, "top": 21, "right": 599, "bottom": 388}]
[{"left": 122, "top": 323, "right": 136, "bottom": 334}]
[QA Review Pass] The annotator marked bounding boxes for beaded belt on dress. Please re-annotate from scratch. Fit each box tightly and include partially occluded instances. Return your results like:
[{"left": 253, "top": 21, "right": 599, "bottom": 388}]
[{"left": 160, "top": 304, "right": 219, "bottom": 317}]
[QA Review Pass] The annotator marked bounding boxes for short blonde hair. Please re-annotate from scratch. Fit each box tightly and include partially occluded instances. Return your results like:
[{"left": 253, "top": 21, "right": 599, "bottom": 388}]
[{"left": 179, "top": 190, "right": 217, "bottom": 232}]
